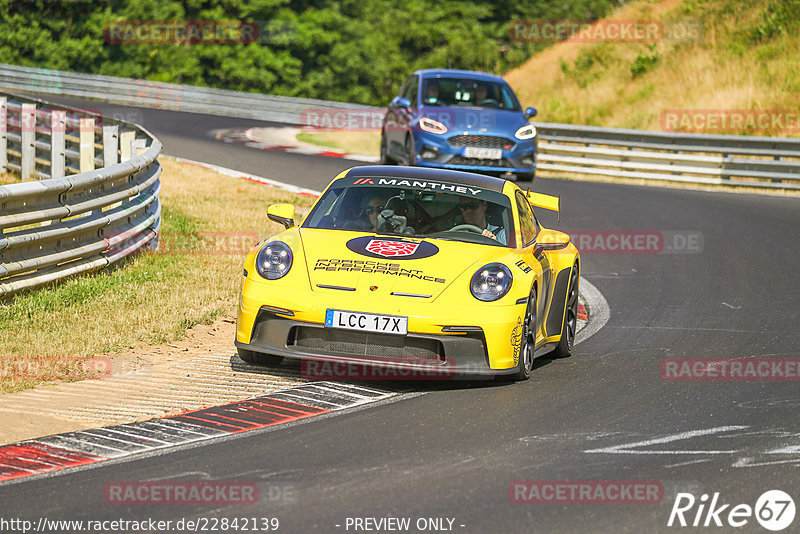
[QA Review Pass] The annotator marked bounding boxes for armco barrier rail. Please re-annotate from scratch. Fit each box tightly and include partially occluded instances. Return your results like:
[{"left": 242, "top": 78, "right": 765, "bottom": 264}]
[
  {"left": 534, "top": 122, "right": 800, "bottom": 190},
  {"left": 1, "top": 63, "right": 798, "bottom": 190},
  {"left": 0, "top": 91, "right": 162, "bottom": 297},
  {"left": 0, "top": 63, "right": 373, "bottom": 124}
]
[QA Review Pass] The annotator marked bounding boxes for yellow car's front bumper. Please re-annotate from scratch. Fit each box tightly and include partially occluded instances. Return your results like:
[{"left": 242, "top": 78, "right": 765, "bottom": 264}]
[{"left": 236, "top": 275, "right": 529, "bottom": 376}]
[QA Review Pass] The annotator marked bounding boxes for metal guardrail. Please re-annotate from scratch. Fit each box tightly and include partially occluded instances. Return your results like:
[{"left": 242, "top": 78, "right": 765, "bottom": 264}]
[
  {"left": 0, "top": 63, "right": 372, "bottom": 124},
  {"left": 0, "top": 91, "right": 162, "bottom": 298},
  {"left": 1, "top": 63, "right": 798, "bottom": 190},
  {"left": 534, "top": 122, "right": 800, "bottom": 190}
]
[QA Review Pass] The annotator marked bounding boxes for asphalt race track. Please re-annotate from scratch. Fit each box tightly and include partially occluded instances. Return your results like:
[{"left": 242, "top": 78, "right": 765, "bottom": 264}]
[{"left": 2, "top": 97, "right": 799, "bottom": 533}]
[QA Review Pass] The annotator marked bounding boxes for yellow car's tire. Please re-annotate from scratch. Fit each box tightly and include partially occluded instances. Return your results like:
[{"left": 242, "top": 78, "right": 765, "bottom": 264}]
[
  {"left": 237, "top": 347, "right": 284, "bottom": 367},
  {"left": 550, "top": 262, "right": 579, "bottom": 359}
]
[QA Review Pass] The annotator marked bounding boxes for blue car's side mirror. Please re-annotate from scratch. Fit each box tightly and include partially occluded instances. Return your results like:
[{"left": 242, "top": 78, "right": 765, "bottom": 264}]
[
  {"left": 526, "top": 107, "right": 538, "bottom": 119},
  {"left": 397, "top": 97, "right": 412, "bottom": 109}
]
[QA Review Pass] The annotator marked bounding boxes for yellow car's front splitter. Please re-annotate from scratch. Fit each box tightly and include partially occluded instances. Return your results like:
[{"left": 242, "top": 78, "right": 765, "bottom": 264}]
[{"left": 236, "top": 277, "right": 530, "bottom": 376}]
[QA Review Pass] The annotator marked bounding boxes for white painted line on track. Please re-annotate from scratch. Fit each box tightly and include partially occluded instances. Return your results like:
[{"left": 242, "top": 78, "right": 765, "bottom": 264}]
[{"left": 584, "top": 426, "right": 749, "bottom": 455}]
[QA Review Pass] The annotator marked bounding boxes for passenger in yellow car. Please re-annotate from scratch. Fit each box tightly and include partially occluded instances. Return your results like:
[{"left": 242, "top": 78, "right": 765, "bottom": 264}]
[{"left": 363, "top": 194, "right": 388, "bottom": 231}]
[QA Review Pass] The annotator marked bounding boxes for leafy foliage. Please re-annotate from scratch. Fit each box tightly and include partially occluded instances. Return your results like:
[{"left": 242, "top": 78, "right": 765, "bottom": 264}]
[
  {"left": 630, "top": 44, "right": 659, "bottom": 78},
  {"left": 0, "top": 0, "right": 621, "bottom": 105}
]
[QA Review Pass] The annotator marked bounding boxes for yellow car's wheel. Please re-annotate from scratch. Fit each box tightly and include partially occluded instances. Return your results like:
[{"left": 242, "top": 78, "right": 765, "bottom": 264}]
[
  {"left": 237, "top": 347, "right": 283, "bottom": 367},
  {"left": 551, "top": 262, "right": 579, "bottom": 359}
]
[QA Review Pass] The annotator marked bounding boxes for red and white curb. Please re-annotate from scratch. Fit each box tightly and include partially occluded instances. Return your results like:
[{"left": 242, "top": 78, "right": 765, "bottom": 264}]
[
  {"left": 0, "top": 288, "right": 601, "bottom": 485},
  {"left": 169, "top": 155, "right": 321, "bottom": 197},
  {"left": 0, "top": 382, "right": 394, "bottom": 484},
  {"left": 212, "top": 127, "right": 379, "bottom": 163},
  {"left": 575, "top": 278, "right": 608, "bottom": 345}
]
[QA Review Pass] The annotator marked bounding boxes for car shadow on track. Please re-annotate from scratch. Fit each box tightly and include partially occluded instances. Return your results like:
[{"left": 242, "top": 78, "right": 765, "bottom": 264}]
[{"left": 229, "top": 353, "right": 564, "bottom": 393}]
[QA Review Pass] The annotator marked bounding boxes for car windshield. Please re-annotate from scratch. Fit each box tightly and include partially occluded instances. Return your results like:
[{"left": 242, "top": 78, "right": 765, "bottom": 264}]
[
  {"left": 421, "top": 77, "right": 521, "bottom": 111},
  {"left": 302, "top": 182, "right": 515, "bottom": 247}
]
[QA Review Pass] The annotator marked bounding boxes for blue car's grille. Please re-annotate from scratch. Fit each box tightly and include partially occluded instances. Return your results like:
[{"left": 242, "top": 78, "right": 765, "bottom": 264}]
[
  {"left": 448, "top": 156, "right": 511, "bottom": 168},
  {"left": 448, "top": 135, "right": 514, "bottom": 149}
]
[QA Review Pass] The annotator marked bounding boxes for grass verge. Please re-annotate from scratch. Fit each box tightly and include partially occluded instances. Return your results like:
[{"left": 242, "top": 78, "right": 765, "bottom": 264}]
[
  {"left": 0, "top": 172, "right": 20, "bottom": 185},
  {"left": 297, "top": 129, "right": 380, "bottom": 157},
  {"left": 0, "top": 156, "right": 314, "bottom": 393}
]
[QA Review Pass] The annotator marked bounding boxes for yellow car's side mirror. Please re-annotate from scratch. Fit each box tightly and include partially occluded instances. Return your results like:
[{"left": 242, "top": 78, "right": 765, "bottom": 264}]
[
  {"left": 267, "top": 203, "right": 295, "bottom": 229},
  {"left": 533, "top": 229, "right": 571, "bottom": 256}
]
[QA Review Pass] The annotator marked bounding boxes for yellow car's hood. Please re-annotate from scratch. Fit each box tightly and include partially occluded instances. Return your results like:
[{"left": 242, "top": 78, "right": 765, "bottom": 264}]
[{"left": 299, "top": 228, "right": 501, "bottom": 300}]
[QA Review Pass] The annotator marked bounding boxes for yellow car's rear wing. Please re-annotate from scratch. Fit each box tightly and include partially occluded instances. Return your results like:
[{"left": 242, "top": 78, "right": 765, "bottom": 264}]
[{"left": 526, "top": 192, "right": 560, "bottom": 212}]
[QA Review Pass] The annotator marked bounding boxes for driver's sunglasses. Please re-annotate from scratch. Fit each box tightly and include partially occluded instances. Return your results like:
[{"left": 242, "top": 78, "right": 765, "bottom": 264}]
[
  {"left": 364, "top": 206, "right": 383, "bottom": 215},
  {"left": 459, "top": 201, "right": 481, "bottom": 211}
]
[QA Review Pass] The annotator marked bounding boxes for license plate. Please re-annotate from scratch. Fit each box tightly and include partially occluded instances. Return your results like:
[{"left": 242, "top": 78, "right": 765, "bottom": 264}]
[
  {"left": 464, "top": 147, "right": 502, "bottom": 159},
  {"left": 325, "top": 309, "right": 408, "bottom": 335}
]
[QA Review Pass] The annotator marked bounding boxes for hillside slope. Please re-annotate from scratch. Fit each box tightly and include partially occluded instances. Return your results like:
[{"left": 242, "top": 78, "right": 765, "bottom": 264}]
[{"left": 505, "top": 0, "right": 800, "bottom": 136}]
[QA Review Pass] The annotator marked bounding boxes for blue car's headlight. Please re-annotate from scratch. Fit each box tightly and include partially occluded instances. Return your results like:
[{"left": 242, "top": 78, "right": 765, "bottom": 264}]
[
  {"left": 255, "top": 241, "right": 292, "bottom": 280},
  {"left": 515, "top": 124, "right": 537, "bottom": 140},
  {"left": 419, "top": 117, "right": 448, "bottom": 134},
  {"left": 470, "top": 263, "right": 513, "bottom": 301}
]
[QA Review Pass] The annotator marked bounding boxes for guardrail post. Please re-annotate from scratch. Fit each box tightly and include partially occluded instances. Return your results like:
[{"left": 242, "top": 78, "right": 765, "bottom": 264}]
[
  {"left": 132, "top": 138, "right": 146, "bottom": 156},
  {"left": 103, "top": 124, "right": 119, "bottom": 167},
  {"left": 120, "top": 130, "right": 135, "bottom": 161},
  {"left": 21, "top": 103, "right": 36, "bottom": 180},
  {"left": 50, "top": 110, "right": 66, "bottom": 178},
  {"left": 0, "top": 96, "right": 6, "bottom": 172},
  {"left": 772, "top": 155, "right": 782, "bottom": 183},
  {"left": 721, "top": 153, "right": 730, "bottom": 181},
  {"left": 79, "top": 117, "right": 95, "bottom": 172}
]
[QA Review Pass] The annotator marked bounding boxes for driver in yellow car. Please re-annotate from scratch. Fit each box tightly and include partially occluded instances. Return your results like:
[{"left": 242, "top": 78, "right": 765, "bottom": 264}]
[{"left": 458, "top": 197, "right": 505, "bottom": 243}]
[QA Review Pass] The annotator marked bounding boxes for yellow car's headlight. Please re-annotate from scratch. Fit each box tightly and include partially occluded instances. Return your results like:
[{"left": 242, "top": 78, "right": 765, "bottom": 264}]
[
  {"left": 515, "top": 124, "right": 537, "bottom": 140},
  {"left": 255, "top": 241, "right": 293, "bottom": 280},
  {"left": 470, "top": 263, "right": 513, "bottom": 301}
]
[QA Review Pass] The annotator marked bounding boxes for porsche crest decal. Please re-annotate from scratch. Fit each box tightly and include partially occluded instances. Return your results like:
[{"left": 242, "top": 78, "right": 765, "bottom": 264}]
[{"left": 346, "top": 236, "right": 439, "bottom": 260}]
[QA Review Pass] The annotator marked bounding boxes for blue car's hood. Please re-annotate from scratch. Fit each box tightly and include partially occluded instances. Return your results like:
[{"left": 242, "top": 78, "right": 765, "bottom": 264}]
[{"left": 418, "top": 105, "right": 528, "bottom": 136}]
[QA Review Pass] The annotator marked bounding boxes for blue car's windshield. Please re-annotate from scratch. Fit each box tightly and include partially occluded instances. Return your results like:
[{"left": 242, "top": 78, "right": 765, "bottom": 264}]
[
  {"left": 302, "top": 183, "right": 516, "bottom": 247},
  {"left": 421, "top": 78, "right": 521, "bottom": 111}
]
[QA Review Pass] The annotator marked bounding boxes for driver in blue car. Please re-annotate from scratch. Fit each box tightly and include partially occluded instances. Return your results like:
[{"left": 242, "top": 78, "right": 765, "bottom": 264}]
[
  {"left": 458, "top": 197, "right": 505, "bottom": 243},
  {"left": 424, "top": 80, "right": 440, "bottom": 104}
]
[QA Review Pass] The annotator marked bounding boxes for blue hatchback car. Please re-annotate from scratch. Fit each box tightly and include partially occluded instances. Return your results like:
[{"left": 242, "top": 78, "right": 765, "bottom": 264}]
[{"left": 380, "top": 69, "right": 538, "bottom": 181}]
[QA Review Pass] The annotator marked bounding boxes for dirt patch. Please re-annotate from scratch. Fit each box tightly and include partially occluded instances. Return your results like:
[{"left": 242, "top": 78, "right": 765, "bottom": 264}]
[{"left": 0, "top": 311, "right": 305, "bottom": 445}]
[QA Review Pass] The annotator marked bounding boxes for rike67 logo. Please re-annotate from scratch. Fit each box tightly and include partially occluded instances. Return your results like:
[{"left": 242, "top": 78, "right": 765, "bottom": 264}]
[{"left": 668, "top": 490, "right": 795, "bottom": 531}]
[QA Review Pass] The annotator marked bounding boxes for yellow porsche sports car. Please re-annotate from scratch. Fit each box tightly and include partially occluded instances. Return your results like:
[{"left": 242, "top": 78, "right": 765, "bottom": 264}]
[{"left": 235, "top": 166, "right": 580, "bottom": 380}]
